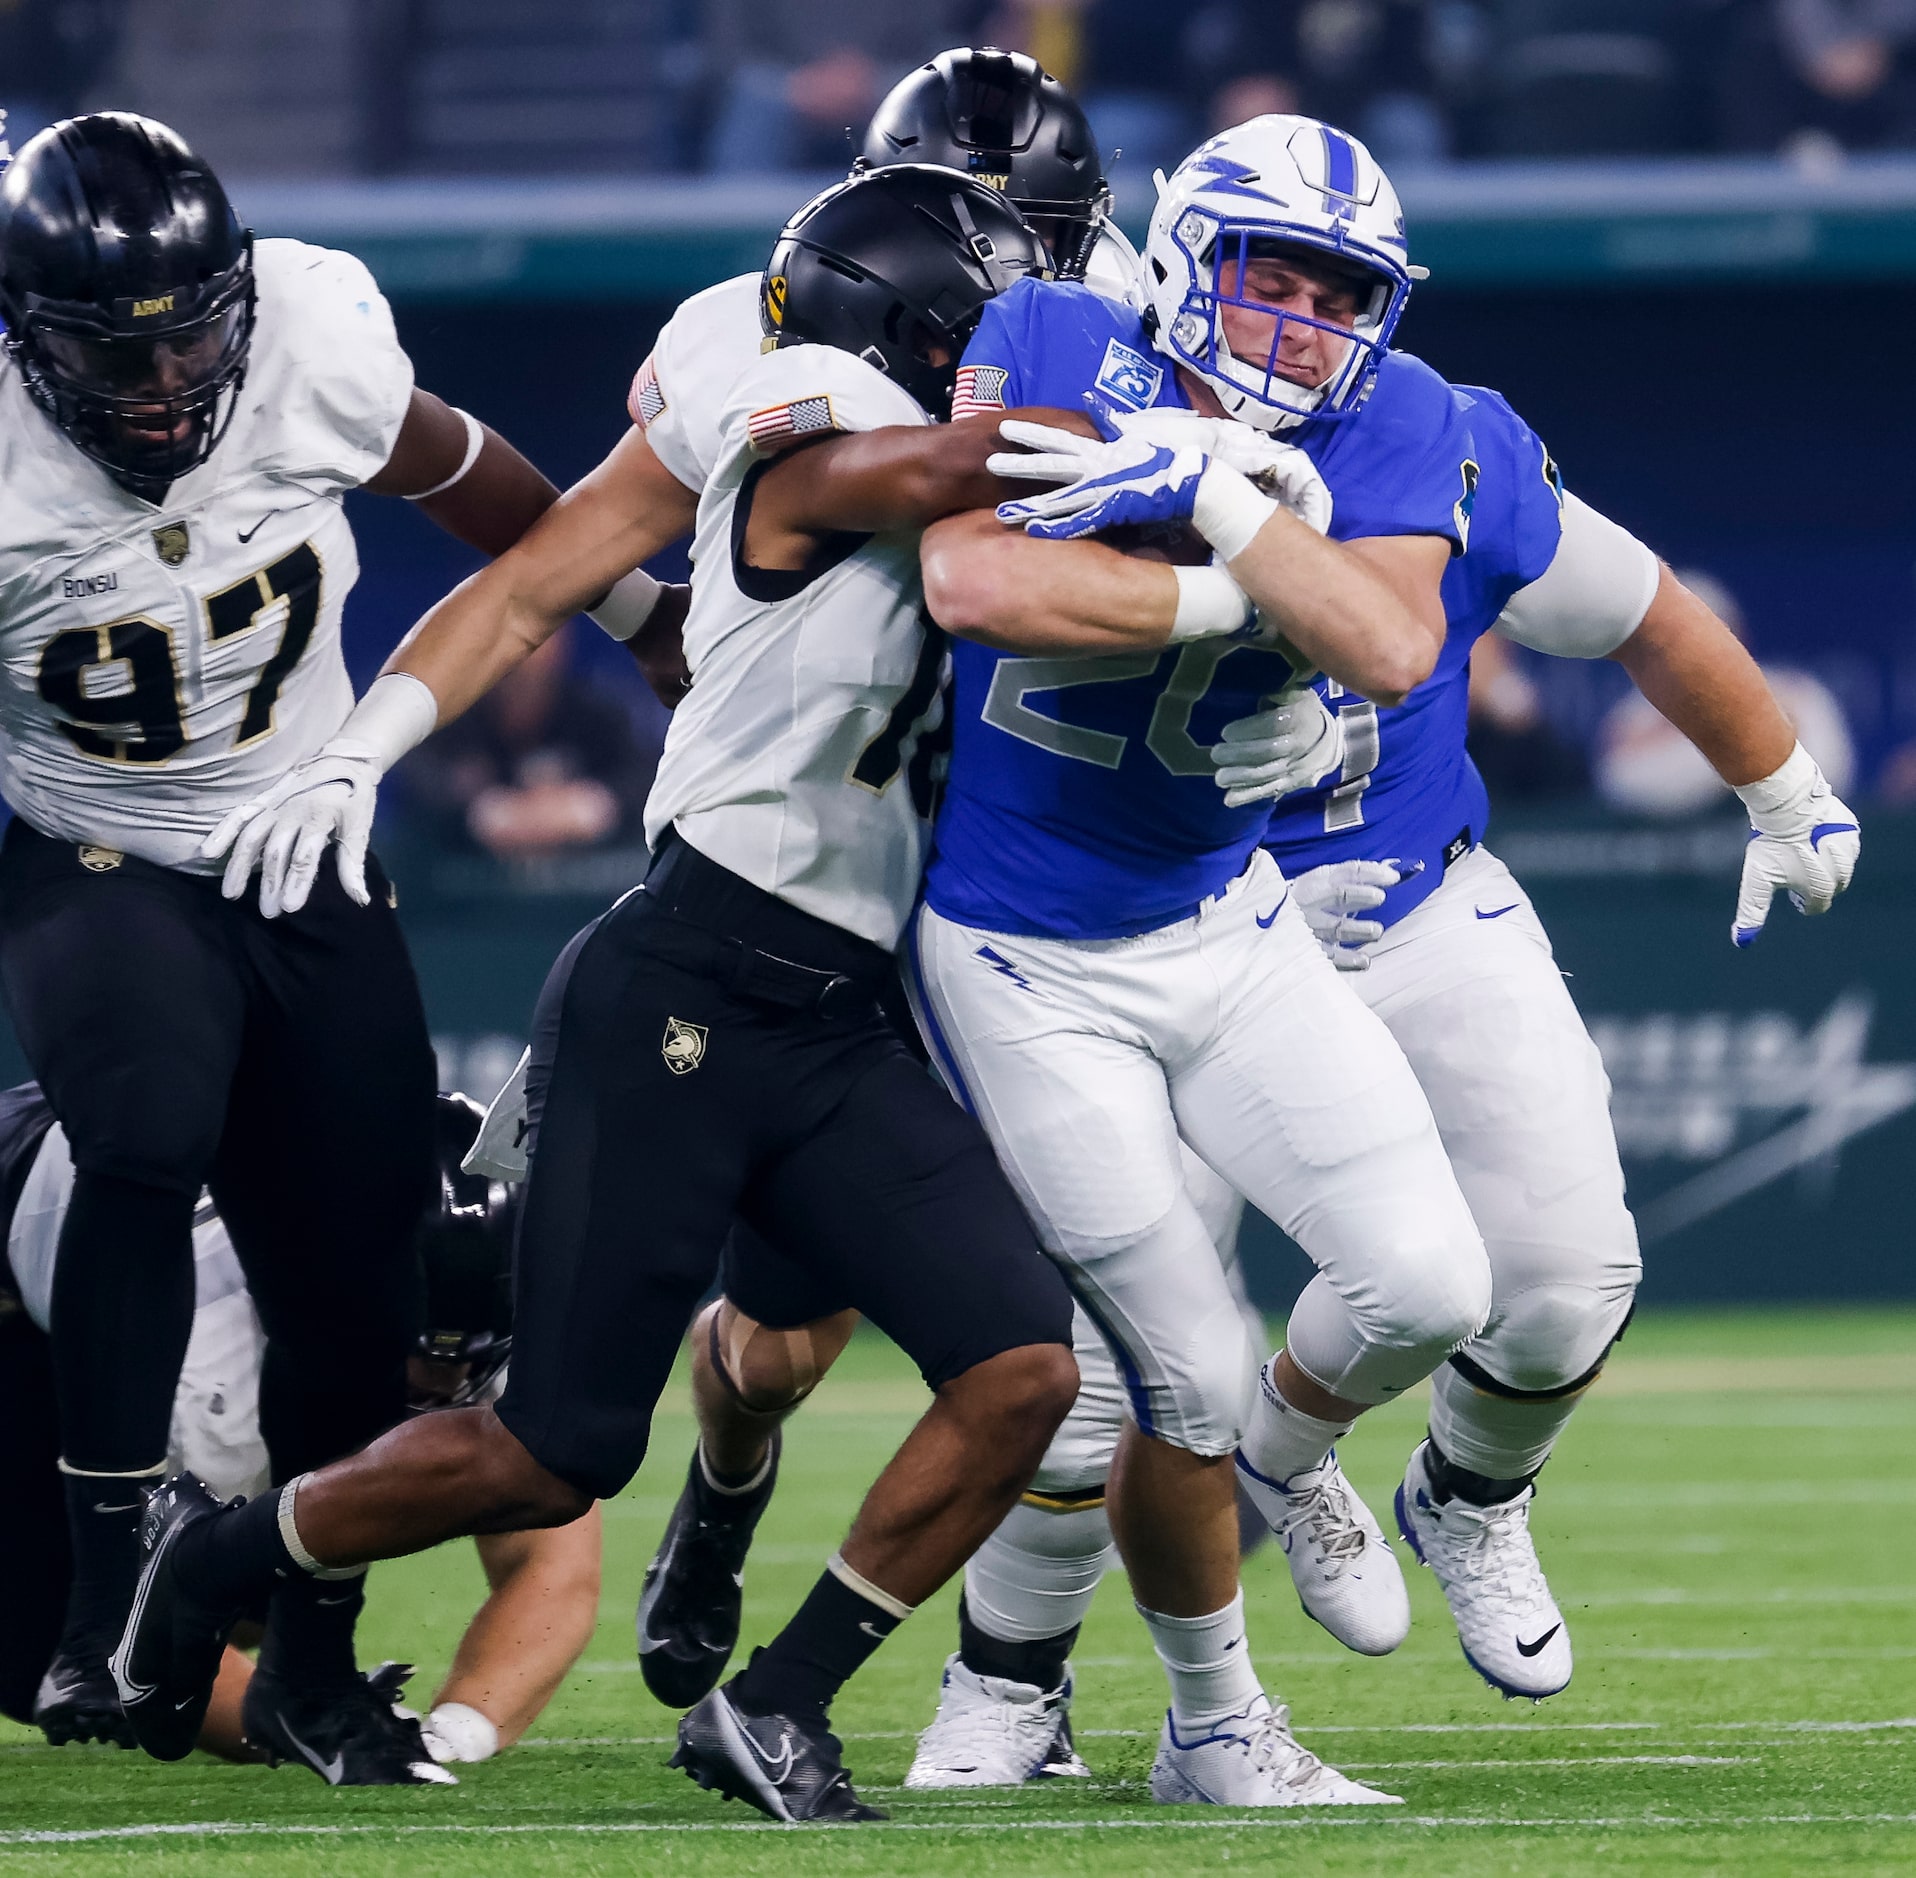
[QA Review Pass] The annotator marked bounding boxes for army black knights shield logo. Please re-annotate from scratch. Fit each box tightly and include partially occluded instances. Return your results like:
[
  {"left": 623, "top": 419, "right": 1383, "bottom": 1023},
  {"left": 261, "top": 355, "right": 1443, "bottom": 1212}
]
[
  {"left": 662, "top": 1016, "right": 708, "bottom": 1075},
  {"left": 151, "top": 521, "right": 191, "bottom": 567}
]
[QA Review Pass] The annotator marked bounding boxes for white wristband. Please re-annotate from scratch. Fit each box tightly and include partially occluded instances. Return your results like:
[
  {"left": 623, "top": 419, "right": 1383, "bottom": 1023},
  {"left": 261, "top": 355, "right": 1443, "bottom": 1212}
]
[
  {"left": 1170, "top": 563, "right": 1255, "bottom": 641},
  {"left": 1191, "top": 459, "right": 1281, "bottom": 563},
  {"left": 1733, "top": 741, "right": 1818, "bottom": 818},
  {"left": 340, "top": 672, "right": 441, "bottom": 775},
  {"left": 424, "top": 1702, "right": 500, "bottom": 1764},
  {"left": 586, "top": 566, "right": 663, "bottom": 642},
  {"left": 403, "top": 408, "right": 485, "bottom": 501}
]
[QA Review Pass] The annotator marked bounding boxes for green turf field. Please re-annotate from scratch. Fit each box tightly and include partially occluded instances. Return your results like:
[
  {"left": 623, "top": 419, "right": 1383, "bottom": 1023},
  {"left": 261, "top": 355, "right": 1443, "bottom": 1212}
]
[{"left": 3, "top": 1305, "right": 1914, "bottom": 1876}]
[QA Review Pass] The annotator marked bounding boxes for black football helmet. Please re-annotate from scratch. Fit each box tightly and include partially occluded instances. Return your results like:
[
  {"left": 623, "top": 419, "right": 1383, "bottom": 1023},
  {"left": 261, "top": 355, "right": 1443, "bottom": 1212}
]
[
  {"left": 762, "top": 164, "right": 1048, "bottom": 417},
  {"left": 861, "top": 48, "right": 1109, "bottom": 280},
  {"left": 410, "top": 1092, "right": 518, "bottom": 1410},
  {"left": 0, "top": 113, "right": 255, "bottom": 498}
]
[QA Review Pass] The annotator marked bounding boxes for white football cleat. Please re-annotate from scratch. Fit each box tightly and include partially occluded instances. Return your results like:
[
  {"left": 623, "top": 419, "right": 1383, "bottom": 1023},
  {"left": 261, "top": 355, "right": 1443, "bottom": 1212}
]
[
  {"left": 904, "top": 1654, "right": 1084, "bottom": 1789},
  {"left": 1150, "top": 1696, "right": 1401, "bottom": 1807},
  {"left": 1236, "top": 1449, "right": 1410, "bottom": 1655},
  {"left": 1395, "top": 1440, "right": 1572, "bottom": 1700}
]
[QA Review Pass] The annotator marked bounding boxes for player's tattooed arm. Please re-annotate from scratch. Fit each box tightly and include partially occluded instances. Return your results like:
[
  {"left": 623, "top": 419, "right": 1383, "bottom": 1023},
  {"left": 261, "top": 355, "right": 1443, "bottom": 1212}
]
[{"left": 365, "top": 387, "right": 562, "bottom": 557}]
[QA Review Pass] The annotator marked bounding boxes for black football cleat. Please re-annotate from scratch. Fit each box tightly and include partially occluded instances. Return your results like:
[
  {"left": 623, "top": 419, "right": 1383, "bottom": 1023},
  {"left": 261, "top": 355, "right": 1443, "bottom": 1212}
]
[
  {"left": 242, "top": 1661, "right": 455, "bottom": 1787},
  {"left": 672, "top": 1677, "right": 884, "bottom": 1823},
  {"left": 109, "top": 1474, "right": 241, "bottom": 1761},
  {"left": 34, "top": 1649, "right": 136, "bottom": 1748},
  {"left": 636, "top": 1434, "right": 780, "bottom": 1708}
]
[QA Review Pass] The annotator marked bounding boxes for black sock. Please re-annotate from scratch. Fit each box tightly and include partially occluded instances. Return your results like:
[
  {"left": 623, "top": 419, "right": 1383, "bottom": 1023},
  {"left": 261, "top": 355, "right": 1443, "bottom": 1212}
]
[
  {"left": 697, "top": 1429, "right": 781, "bottom": 1505},
  {"left": 958, "top": 1594, "right": 1077, "bottom": 1694},
  {"left": 56, "top": 1473, "right": 155, "bottom": 1657},
  {"left": 258, "top": 1569, "right": 366, "bottom": 1688},
  {"left": 178, "top": 1486, "right": 304, "bottom": 1607},
  {"left": 730, "top": 1563, "right": 905, "bottom": 1723},
  {"left": 1424, "top": 1433, "right": 1538, "bottom": 1508}
]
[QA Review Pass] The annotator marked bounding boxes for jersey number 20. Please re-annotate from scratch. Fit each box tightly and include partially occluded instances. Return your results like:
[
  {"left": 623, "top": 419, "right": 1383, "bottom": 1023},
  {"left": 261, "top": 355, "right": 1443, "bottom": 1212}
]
[{"left": 37, "top": 544, "right": 322, "bottom": 765}]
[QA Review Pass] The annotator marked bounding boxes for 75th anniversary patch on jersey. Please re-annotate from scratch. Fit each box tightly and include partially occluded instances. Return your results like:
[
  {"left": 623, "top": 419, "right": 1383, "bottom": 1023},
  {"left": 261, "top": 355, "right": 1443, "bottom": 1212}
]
[
  {"left": 747, "top": 394, "right": 839, "bottom": 453},
  {"left": 661, "top": 1016, "right": 708, "bottom": 1075}
]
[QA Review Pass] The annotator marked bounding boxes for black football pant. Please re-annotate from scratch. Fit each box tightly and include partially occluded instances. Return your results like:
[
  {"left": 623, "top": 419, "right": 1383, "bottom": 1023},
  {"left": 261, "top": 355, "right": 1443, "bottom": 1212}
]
[
  {"left": 497, "top": 834, "right": 1073, "bottom": 1502},
  {"left": 0, "top": 820, "right": 436, "bottom": 1492}
]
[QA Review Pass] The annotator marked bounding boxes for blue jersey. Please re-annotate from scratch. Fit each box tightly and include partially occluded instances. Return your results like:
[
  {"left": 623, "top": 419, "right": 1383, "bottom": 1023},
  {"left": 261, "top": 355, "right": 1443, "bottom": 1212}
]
[
  {"left": 1261, "top": 385, "right": 1564, "bottom": 927},
  {"left": 926, "top": 278, "right": 1477, "bottom": 940}
]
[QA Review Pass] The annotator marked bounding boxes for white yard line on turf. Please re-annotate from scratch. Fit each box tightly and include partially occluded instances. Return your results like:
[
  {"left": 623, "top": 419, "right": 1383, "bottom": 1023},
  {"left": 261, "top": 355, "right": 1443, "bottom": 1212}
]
[
  {"left": 10, "top": 1816, "right": 1916, "bottom": 1845},
  {"left": 506, "top": 1719, "right": 1916, "bottom": 1748}
]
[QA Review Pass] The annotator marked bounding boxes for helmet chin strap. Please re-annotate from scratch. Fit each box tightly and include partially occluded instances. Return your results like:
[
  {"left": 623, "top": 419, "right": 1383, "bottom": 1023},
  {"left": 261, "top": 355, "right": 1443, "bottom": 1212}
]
[{"left": 1204, "top": 329, "right": 1331, "bottom": 435}]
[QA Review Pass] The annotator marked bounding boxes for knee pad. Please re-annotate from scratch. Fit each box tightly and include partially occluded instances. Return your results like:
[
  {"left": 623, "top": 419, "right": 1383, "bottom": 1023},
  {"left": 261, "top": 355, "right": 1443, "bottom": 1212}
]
[
  {"left": 708, "top": 1304, "right": 829, "bottom": 1417},
  {"left": 964, "top": 1497, "right": 1116, "bottom": 1644},
  {"left": 1284, "top": 1232, "right": 1493, "bottom": 1409},
  {"left": 1465, "top": 1275, "right": 1639, "bottom": 1398}
]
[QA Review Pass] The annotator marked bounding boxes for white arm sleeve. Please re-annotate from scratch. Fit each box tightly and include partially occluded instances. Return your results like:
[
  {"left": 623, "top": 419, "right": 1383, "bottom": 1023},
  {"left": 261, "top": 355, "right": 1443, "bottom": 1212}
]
[{"left": 1494, "top": 491, "right": 1661, "bottom": 659}]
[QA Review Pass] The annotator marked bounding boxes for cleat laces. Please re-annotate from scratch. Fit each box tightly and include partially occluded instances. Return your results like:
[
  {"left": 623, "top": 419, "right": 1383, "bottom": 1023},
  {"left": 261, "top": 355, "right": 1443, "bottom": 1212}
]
[
  {"left": 1275, "top": 1470, "right": 1370, "bottom": 1582},
  {"left": 1232, "top": 1703, "right": 1346, "bottom": 1801},
  {"left": 1443, "top": 1490, "right": 1551, "bottom": 1620}
]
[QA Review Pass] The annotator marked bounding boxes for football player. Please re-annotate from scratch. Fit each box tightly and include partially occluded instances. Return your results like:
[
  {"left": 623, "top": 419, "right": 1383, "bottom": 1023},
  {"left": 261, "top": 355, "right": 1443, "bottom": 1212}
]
[
  {"left": 0, "top": 112, "right": 565, "bottom": 1756},
  {"left": 114, "top": 164, "right": 1211, "bottom": 1826},
  {"left": 0, "top": 1088, "right": 601, "bottom": 1778},
  {"left": 899, "top": 127, "right": 1860, "bottom": 1781}
]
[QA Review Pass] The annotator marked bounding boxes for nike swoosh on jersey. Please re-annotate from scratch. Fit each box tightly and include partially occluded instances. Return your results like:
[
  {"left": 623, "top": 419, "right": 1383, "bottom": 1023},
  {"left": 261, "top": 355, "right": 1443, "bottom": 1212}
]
[
  {"left": 1515, "top": 1624, "right": 1562, "bottom": 1657},
  {"left": 237, "top": 512, "right": 282, "bottom": 544},
  {"left": 1475, "top": 903, "right": 1520, "bottom": 920},
  {"left": 1255, "top": 892, "right": 1290, "bottom": 929}
]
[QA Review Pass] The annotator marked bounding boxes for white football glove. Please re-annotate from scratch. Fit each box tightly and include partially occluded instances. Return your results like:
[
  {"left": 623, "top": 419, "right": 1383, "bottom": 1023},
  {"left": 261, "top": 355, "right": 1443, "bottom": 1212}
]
[
  {"left": 199, "top": 672, "right": 438, "bottom": 919},
  {"left": 462, "top": 1048, "right": 532, "bottom": 1181},
  {"left": 1097, "top": 407, "right": 1332, "bottom": 536},
  {"left": 202, "top": 742, "right": 380, "bottom": 919},
  {"left": 1291, "top": 860, "right": 1405, "bottom": 971},
  {"left": 1209, "top": 690, "right": 1344, "bottom": 806},
  {"left": 1731, "top": 742, "right": 1861, "bottom": 947},
  {"left": 989, "top": 421, "right": 1210, "bottom": 540}
]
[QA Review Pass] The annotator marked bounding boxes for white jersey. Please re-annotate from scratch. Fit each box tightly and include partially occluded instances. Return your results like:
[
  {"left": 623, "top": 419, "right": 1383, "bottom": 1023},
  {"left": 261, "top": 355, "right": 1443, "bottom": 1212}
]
[
  {"left": 643, "top": 344, "right": 942, "bottom": 948},
  {"left": 0, "top": 237, "right": 414, "bottom": 871},
  {"left": 628, "top": 273, "right": 764, "bottom": 494},
  {"left": 11, "top": 1122, "right": 271, "bottom": 1502}
]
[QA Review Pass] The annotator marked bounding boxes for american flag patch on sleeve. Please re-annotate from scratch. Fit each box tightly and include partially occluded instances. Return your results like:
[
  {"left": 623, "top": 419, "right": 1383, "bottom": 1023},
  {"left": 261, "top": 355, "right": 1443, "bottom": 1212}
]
[
  {"left": 629, "top": 355, "right": 666, "bottom": 428},
  {"left": 747, "top": 393, "right": 838, "bottom": 452},
  {"left": 951, "top": 365, "right": 1009, "bottom": 419}
]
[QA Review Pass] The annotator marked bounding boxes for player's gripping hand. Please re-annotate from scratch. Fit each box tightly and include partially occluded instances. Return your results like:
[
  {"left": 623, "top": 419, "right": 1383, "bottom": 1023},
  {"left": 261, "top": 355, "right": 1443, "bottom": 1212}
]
[
  {"left": 1730, "top": 742, "right": 1860, "bottom": 947},
  {"left": 1291, "top": 860, "right": 1405, "bottom": 971},
  {"left": 200, "top": 672, "right": 440, "bottom": 919},
  {"left": 1209, "top": 690, "right": 1344, "bottom": 806},
  {"left": 1094, "top": 405, "right": 1332, "bottom": 536},
  {"left": 989, "top": 421, "right": 1208, "bottom": 540}
]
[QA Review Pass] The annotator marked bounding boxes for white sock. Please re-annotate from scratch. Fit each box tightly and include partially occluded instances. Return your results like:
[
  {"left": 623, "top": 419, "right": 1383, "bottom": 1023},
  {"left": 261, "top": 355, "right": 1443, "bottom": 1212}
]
[
  {"left": 1428, "top": 1363, "right": 1582, "bottom": 1483},
  {"left": 1137, "top": 1590, "right": 1262, "bottom": 1731},
  {"left": 1239, "top": 1357, "right": 1355, "bottom": 1487},
  {"left": 964, "top": 1499, "right": 1117, "bottom": 1643}
]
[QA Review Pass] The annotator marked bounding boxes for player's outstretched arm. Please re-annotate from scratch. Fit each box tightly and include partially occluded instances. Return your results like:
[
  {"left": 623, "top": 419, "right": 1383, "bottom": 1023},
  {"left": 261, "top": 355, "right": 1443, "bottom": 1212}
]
[
  {"left": 201, "top": 425, "right": 697, "bottom": 917},
  {"left": 1608, "top": 562, "right": 1859, "bottom": 944},
  {"left": 422, "top": 1505, "right": 604, "bottom": 1761}
]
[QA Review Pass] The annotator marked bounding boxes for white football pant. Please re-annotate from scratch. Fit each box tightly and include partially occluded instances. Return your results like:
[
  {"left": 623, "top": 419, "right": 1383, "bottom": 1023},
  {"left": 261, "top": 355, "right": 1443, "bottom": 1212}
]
[
  {"left": 909, "top": 849, "right": 1491, "bottom": 1458},
  {"left": 1018, "top": 845, "right": 1643, "bottom": 1491}
]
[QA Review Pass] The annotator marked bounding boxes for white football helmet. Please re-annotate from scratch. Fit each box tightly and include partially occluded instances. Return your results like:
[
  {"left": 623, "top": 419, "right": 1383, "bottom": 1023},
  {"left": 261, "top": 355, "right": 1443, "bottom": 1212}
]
[{"left": 1141, "top": 115, "right": 1418, "bottom": 432}]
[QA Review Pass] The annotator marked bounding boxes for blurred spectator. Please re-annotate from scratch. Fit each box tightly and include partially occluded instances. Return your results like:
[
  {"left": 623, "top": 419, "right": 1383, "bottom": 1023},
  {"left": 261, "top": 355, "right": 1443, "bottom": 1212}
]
[
  {"left": 1593, "top": 571, "right": 1856, "bottom": 818},
  {"left": 1468, "top": 630, "right": 1590, "bottom": 800},
  {"left": 1721, "top": 0, "right": 1916, "bottom": 152},
  {"left": 0, "top": 0, "right": 128, "bottom": 146},
  {"left": 401, "top": 623, "right": 660, "bottom": 862},
  {"left": 1485, "top": 0, "right": 1696, "bottom": 157},
  {"left": 703, "top": 0, "right": 967, "bottom": 173}
]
